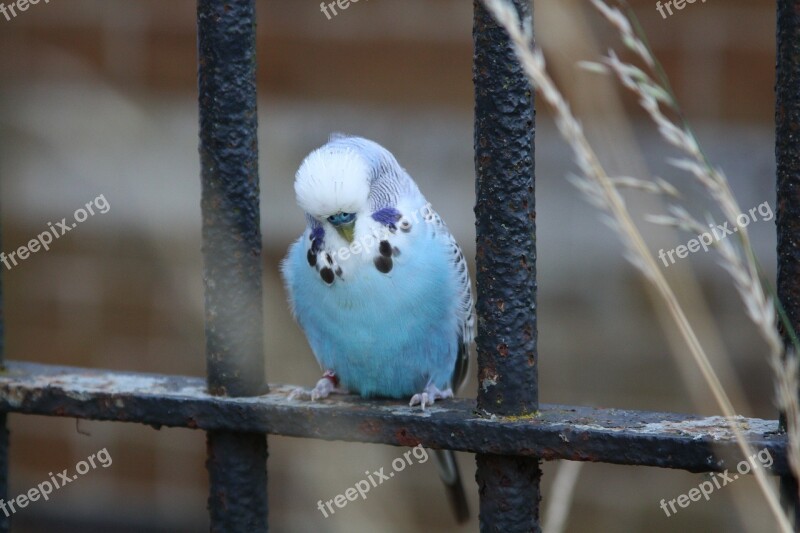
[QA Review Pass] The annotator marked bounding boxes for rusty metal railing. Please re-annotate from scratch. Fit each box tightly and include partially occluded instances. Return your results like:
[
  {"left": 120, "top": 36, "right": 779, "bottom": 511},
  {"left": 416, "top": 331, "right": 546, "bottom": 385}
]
[
  {"left": 0, "top": 1, "right": 796, "bottom": 531},
  {"left": 775, "top": 0, "right": 800, "bottom": 524},
  {"left": 473, "top": 1, "right": 541, "bottom": 528}
]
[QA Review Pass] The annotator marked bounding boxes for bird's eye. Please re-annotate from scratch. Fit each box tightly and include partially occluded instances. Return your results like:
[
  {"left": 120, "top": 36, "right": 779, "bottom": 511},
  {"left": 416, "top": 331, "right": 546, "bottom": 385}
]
[{"left": 327, "top": 212, "right": 356, "bottom": 226}]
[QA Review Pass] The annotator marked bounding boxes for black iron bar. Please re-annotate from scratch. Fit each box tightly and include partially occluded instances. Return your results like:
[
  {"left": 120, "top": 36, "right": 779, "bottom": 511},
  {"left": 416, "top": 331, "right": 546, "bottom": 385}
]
[
  {"left": 197, "top": 0, "right": 267, "bottom": 530},
  {"left": 0, "top": 207, "right": 10, "bottom": 533},
  {"left": 776, "top": 0, "right": 800, "bottom": 527},
  {"left": 473, "top": 1, "right": 540, "bottom": 529}
]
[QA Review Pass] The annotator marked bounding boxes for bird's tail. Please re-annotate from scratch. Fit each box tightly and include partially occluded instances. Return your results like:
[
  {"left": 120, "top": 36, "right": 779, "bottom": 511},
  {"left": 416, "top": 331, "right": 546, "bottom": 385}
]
[{"left": 434, "top": 449, "right": 469, "bottom": 523}]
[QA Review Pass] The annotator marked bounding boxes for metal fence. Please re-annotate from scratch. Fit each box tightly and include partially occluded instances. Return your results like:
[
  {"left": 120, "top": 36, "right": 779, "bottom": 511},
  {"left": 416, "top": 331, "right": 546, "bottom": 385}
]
[{"left": 0, "top": 0, "right": 796, "bottom": 531}]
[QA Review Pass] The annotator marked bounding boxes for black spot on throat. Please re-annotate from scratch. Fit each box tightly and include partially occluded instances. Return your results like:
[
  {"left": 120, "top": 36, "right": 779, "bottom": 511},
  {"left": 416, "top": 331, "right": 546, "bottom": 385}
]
[
  {"left": 379, "top": 240, "right": 392, "bottom": 257},
  {"left": 320, "top": 267, "right": 335, "bottom": 284},
  {"left": 374, "top": 256, "right": 393, "bottom": 273},
  {"left": 307, "top": 250, "right": 317, "bottom": 267}
]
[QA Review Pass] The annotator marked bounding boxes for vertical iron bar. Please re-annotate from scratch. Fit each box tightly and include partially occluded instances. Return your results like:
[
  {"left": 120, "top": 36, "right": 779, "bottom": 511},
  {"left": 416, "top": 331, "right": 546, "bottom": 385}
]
[
  {"left": 197, "top": 0, "right": 267, "bottom": 531},
  {"left": 473, "top": 1, "right": 541, "bottom": 531},
  {"left": 0, "top": 207, "right": 10, "bottom": 533},
  {"left": 776, "top": 0, "right": 800, "bottom": 527}
]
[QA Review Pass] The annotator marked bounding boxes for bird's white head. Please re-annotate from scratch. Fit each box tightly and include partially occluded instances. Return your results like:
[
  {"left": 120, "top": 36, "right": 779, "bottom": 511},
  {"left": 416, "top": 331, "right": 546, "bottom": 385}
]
[
  {"left": 294, "top": 137, "right": 379, "bottom": 243},
  {"left": 295, "top": 145, "right": 371, "bottom": 216}
]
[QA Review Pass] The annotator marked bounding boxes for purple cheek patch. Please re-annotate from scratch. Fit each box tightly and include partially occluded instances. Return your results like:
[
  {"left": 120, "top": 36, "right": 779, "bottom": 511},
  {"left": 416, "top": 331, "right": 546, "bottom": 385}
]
[
  {"left": 310, "top": 226, "right": 325, "bottom": 253},
  {"left": 371, "top": 207, "right": 402, "bottom": 226}
]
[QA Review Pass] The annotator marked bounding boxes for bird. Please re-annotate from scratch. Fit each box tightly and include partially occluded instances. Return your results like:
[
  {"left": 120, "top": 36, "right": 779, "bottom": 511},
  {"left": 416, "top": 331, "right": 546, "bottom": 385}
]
[{"left": 281, "top": 134, "right": 475, "bottom": 523}]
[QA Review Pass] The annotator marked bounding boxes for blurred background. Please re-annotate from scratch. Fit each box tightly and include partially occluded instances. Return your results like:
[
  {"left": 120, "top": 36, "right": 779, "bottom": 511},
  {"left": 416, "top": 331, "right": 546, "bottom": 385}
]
[{"left": 0, "top": 0, "right": 783, "bottom": 531}]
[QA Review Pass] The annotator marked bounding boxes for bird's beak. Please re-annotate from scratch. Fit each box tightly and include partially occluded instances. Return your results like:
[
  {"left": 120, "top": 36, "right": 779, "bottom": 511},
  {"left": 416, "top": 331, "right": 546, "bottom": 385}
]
[{"left": 335, "top": 221, "right": 356, "bottom": 243}]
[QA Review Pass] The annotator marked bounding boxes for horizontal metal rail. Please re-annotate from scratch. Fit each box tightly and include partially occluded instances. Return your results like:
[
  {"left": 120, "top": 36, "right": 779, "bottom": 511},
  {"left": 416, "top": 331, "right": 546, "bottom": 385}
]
[{"left": 0, "top": 361, "right": 788, "bottom": 476}]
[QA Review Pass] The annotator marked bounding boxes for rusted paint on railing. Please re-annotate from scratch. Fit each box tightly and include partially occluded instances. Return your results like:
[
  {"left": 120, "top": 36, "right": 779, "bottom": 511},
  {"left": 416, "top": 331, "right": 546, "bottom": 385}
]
[{"left": 0, "top": 362, "right": 788, "bottom": 476}]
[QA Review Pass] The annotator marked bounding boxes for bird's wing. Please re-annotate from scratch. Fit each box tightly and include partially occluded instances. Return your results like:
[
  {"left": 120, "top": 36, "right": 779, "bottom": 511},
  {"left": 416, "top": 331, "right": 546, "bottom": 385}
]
[
  {"left": 428, "top": 211, "right": 474, "bottom": 523},
  {"left": 427, "top": 209, "right": 475, "bottom": 393}
]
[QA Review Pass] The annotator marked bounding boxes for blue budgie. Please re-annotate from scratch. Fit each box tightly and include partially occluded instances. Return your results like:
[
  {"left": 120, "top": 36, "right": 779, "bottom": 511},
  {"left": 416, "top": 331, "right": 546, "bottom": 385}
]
[{"left": 282, "top": 134, "right": 474, "bottom": 522}]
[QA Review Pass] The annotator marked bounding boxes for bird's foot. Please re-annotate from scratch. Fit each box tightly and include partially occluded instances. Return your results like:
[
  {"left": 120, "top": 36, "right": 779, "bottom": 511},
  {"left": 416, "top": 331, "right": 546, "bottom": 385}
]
[
  {"left": 409, "top": 384, "right": 453, "bottom": 410},
  {"left": 288, "top": 371, "right": 348, "bottom": 401}
]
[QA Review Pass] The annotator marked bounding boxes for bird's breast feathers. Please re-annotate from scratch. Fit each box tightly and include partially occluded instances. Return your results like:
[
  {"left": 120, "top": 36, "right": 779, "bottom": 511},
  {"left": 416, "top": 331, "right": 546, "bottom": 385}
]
[{"left": 285, "top": 225, "right": 458, "bottom": 332}]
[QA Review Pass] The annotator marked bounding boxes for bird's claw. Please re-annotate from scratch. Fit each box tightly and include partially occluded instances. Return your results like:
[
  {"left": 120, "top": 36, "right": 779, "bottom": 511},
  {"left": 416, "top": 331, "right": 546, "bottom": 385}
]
[
  {"left": 409, "top": 385, "right": 453, "bottom": 410},
  {"left": 288, "top": 387, "right": 311, "bottom": 401},
  {"left": 289, "top": 374, "right": 347, "bottom": 402}
]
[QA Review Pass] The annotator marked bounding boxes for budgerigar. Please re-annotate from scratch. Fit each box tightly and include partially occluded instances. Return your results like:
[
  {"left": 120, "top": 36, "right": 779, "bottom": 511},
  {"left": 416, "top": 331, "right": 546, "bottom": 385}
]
[{"left": 281, "top": 134, "right": 474, "bottom": 522}]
